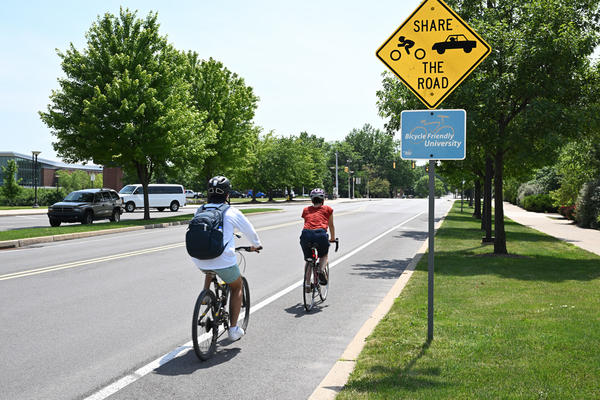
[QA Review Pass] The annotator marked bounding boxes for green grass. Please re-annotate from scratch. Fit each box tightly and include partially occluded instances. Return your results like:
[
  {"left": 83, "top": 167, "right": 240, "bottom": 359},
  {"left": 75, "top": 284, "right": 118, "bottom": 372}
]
[
  {"left": 0, "top": 208, "right": 279, "bottom": 241},
  {"left": 0, "top": 206, "right": 48, "bottom": 210},
  {"left": 338, "top": 203, "right": 600, "bottom": 400}
]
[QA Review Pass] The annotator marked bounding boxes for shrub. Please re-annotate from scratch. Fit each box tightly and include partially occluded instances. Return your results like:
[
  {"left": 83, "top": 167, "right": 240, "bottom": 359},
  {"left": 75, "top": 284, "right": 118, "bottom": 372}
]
[
  {"left": 522, "top": 194, "right": 557, "bottom": 213},
  {"left": 575, "top": 179, "right": 600, "bottom": 229},
  {"left": 517, "top": 182, "right": 544, "bottom": 205},
  {"left": 558, "top": 205, "right": 576, "bottom": 220},
  {"left": 503, "top": 178, "right": 520, "bottom": 204}
]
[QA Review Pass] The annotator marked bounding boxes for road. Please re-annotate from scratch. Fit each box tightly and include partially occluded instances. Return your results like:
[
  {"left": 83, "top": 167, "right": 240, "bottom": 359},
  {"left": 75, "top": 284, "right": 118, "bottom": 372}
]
[{"left": 0, "top": 198, "right": 452, "bottom": 400}]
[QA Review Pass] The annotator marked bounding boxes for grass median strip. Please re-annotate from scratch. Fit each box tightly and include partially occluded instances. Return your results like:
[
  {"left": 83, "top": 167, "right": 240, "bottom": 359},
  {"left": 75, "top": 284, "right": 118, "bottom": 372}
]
[
  {"left": 0, "top": 208, "right": 279, "bottom": 242},
  {"left": 338, "top": 203, "right": 600, "bottom": 399}
]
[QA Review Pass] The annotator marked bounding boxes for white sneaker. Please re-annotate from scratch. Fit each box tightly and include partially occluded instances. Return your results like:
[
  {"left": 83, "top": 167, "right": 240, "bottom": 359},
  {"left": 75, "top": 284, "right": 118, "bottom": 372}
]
[{"left": 228, "top": 326, "right": 245, "bottom": 341}]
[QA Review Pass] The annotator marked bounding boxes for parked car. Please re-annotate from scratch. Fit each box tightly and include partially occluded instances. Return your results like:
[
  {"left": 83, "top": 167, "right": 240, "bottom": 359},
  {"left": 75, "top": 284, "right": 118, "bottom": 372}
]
[
  {"left": 119, "top": 184, "right": 186, "bottom": 212},
  {"left": 246, "top": 190, "right": 266, "bottom": 198},
  {"left": 47, "top": 188, "right": 123, "bottom": 226},
  {"left": 229, "top": 190, "right": 245, "bottom": 198},
  {"left": 185, "top": 189, "right": 198, "bottom": 199}
]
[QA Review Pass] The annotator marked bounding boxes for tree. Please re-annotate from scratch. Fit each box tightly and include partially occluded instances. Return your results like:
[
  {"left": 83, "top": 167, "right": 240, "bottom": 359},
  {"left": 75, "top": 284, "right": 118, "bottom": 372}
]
[
  {"left": 184, "top": 54, "right": 259, "bottom": 182},
  {"left": 0, "top": 160, "right": 21, "bottom": 205},
  {"left": 40, "top": 9, "right": 203, "bottom": 219}
]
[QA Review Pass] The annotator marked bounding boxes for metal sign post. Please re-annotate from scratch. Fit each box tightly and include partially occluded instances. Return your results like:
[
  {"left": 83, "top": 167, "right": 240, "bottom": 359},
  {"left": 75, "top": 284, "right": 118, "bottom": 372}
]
[{"left": 428, "top": 160, "right": 435, "bottom": 342}]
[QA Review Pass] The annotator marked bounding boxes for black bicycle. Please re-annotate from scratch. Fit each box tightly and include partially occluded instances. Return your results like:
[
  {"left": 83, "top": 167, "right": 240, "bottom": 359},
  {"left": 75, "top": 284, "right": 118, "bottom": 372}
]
[
  {"left": 303, "top": 238, "right": 339, "bottom": 311},
  {"left": 192, "top": 245, "right": 260, "bottom": 361}
]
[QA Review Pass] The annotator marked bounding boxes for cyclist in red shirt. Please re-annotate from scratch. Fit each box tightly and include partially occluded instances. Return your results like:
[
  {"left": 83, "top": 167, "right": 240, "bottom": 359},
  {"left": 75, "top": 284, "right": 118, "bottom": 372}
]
[{"left": 300, "top": 188, "right": 336, "bottom": 286}]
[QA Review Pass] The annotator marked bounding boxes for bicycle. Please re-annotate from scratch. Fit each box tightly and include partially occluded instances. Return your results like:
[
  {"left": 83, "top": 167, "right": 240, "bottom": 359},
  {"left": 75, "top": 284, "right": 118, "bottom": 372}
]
[
  {"left": 192, "top": 244, "right": 261, "bottom": 361},
  {"left": 303, "top": 238, "right": 339, "bottom": 312}
]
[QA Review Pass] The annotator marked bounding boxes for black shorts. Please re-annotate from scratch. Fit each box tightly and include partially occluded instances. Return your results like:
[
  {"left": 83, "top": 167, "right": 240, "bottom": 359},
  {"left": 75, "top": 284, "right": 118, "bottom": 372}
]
[{"left": 299, "top": 229, "right": 330, "bottom": 260}]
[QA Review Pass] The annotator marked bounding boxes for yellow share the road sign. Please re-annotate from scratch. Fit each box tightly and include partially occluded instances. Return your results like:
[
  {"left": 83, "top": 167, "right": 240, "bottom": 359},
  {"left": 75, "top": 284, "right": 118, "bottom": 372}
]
[{"left": 376, "top": 0, "right": 490, "bottom": 109}]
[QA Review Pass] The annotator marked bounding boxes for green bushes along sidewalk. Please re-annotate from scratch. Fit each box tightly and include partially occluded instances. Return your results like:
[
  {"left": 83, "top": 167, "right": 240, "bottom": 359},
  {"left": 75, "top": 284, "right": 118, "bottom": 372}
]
[{"left": 338, "top": 203, "right": 600, "bottom": 399}]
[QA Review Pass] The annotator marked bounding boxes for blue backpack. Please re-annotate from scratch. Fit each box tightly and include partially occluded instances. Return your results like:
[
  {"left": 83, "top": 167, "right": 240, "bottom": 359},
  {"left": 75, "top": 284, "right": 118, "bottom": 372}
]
[{"left": 186, "top": 203, "right": 230, "bottom": 259}]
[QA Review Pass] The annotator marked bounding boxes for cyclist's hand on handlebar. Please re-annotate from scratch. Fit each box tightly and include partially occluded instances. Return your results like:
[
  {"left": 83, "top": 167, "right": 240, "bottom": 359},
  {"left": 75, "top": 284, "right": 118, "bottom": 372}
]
[{"left": 250, "top": 245, "right": 263, "bottom": 253}]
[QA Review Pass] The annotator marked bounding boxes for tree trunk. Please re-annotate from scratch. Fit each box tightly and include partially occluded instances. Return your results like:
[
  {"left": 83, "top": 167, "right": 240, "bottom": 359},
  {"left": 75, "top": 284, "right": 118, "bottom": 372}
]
[
  {"left": 482, "top": 157, "right": 493, "bottom": 241},
  {"left": 136, "top": 162, "right": 151, "bottom": 220},
  {"left": 473, "top": 179, "right": 481, "bottom": 219},
  {"left": 494, "top": 149, "right": 507, "bottom": 254}
]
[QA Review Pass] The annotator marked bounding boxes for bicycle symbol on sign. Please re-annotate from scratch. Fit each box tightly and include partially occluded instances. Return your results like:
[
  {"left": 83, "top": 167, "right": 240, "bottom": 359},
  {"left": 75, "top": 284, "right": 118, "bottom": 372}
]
[
  {"left": 407, "top": 114, "right": 455, "bottom": 145},
  {"left": 390, "top": 36, "right": 426, "bottom": 61}
]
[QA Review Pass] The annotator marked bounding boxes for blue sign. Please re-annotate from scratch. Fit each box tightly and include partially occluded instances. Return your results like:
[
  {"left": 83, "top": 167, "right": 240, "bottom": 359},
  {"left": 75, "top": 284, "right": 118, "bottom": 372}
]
[{"left": 401, "top": 109, "right": 466, "bottom": 160}]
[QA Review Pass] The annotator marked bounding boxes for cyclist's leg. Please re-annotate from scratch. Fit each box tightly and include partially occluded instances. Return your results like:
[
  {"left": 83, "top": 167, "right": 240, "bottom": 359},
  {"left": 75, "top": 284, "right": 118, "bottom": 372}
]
[
  {"left": 203, "top": 273, "right": 212, "bottom": 290},
  {"left": 214, "top": 265, "right": 243, "bottom": 328},
  {"left": 228, "top": 277, "right": 243, "bottom": 328}
]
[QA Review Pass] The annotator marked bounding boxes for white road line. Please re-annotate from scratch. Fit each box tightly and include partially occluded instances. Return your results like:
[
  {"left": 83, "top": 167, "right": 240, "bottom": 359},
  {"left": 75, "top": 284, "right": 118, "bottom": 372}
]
[{"left": 83, "top": 210, "right": 427, "bottom": 400}]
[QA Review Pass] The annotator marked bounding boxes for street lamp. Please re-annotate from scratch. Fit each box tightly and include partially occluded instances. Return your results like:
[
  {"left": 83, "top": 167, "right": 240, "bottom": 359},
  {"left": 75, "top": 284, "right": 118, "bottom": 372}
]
[{"left": 32, "top": 151, "right": 41, "bottom": 208}]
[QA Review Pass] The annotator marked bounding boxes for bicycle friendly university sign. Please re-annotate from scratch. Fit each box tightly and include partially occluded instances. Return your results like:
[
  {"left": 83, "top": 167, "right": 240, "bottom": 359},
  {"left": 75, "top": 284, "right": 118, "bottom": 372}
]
[
  {"left": 401, "top": 109, "right": 465, "bottom": 160},
  {"left": 376, "top": 0, "right": 491, "bottom": 109}
]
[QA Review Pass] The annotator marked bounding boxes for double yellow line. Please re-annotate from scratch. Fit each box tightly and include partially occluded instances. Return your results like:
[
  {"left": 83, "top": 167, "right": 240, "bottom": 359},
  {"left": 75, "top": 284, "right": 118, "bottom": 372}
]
[
  {"left": 1, "top": 204, "right": 366, "bottom": 282},
  {"left": 0, "top": 243, "right": 183, "bottom": 281}
]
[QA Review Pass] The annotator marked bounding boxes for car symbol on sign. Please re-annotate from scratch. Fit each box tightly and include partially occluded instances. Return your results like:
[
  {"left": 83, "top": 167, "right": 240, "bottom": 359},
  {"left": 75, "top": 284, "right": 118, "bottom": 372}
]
[{"left": 432, "top": 34, "right": 476, "bottom": 54}]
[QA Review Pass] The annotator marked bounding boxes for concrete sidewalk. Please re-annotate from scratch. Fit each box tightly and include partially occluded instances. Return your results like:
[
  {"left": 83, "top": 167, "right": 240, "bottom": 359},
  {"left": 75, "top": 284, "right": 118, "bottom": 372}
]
[{"left": 503, "top": 202, "right": 600, "bottom": 257}]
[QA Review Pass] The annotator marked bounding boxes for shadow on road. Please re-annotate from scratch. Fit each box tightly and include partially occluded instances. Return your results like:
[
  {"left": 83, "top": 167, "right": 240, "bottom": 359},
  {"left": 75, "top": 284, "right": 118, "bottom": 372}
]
[
  {"left": 351, "top": 258, "right": 411, "bottom": 280},
  {"left": 154, "top": 346, "right": 241, "bottom": 375},
  {"left": 284, "top": 302, "right": 328, "bottom": 318}
]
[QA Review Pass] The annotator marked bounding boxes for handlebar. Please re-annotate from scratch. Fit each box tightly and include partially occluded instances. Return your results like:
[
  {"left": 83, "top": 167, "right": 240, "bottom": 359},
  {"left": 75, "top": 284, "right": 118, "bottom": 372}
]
[
  {"left": 235, "top": 245, "right": 263, "bottom": 253},
  {"left": 330, "top": 238, "right": 339, "bottom": 252}
]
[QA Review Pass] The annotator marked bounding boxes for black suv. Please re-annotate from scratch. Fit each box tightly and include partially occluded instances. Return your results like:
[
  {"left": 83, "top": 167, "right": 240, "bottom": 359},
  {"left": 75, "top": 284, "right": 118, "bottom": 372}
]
[{"left": 47, "top": 189, "right": 123, "bottom": 226}]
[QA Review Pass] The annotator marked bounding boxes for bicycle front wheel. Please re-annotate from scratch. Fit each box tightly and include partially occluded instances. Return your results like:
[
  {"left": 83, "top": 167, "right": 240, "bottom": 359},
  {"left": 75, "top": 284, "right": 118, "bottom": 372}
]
[
  {"left": 319, "top": 262, "right": 329, "bottom": 302},
  {"left": 192, "top": 290, "right": 218, "bottom": 361},
  {"left": 239, "top": 276, "right": 250, "bottom": 331},
  {"left": 303, "top": 262, "right": 317, "bottom": 311}
]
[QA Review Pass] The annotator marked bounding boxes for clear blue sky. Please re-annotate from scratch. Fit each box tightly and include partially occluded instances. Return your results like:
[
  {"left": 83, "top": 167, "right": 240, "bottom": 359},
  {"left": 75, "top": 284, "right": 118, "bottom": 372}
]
[{"left": 0, "top": 0, "right": 423, "bottom": 161}]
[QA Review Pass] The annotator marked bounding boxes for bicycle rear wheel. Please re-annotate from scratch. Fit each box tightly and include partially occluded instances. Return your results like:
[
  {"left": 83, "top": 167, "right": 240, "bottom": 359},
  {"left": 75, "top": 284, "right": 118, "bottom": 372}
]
[
  {"left": 303, "top": 262, "right": 317, "bottom": 311},
  {"left": 239, "top": 276, "right": 250, "bottom": 331},
  {"left": 192, "top": 290, "right": 218, "bottom": 361},
  {"left": 318, "top": 262, "right": 329, "bottom": 301}
]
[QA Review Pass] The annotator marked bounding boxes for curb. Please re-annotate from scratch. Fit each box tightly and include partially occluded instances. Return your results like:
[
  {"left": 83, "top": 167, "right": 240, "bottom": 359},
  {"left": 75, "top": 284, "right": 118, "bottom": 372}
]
[
  {"left": 308, "top": 205, "right": 451, "bottom": 400},
  {"left": 0, "top": 210, "right": 282, "bottom": 250}
]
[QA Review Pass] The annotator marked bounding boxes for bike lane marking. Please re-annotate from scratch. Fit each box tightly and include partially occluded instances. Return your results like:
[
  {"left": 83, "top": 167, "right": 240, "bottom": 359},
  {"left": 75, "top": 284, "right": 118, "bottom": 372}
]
[
  {"left": 83, "top": 209, "right": 427, "bottom": 400},
  {"left": 0, "top": 205, "right": 367, "bottom": 281}
]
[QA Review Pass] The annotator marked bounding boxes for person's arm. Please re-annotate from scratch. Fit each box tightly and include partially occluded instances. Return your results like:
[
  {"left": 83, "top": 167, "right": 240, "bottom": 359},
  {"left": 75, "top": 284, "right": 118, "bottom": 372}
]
[
  {"left": 328, "top": 213, "right": 336, "bottom": 242},
  {"left": 232, "top": 208, "right": 261, "bottom": 248}
]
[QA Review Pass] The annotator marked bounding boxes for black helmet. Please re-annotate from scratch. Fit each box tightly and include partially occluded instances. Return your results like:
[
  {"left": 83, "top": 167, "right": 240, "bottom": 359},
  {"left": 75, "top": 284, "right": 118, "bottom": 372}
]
[{"left": 207, "top": 175, "right": 231, "bottom": 195}]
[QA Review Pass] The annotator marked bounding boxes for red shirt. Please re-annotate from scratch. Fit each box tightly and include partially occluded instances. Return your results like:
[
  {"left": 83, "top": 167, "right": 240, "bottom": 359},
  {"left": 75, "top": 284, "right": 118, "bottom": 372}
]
[{"left": 302, "top": 205, "right": 333, "bottom": 230}]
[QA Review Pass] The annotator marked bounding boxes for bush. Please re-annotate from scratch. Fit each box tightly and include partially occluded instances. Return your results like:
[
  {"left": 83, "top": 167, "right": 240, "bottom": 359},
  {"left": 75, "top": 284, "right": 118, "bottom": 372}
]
[
  {"left": 503, "top": 178, "right": 520, "bottom": 204},
  {"left": 575, "top": 179, "right": 600, "bottom": 229},
  {"left": 558, "top": 205, "right": 576, "bottom": 220},
  {"left": 522, "top": 194, "right": 557, "bottom": 213},
  {"left": 517, "top": 182, "right": 544, "bottom": 205}
]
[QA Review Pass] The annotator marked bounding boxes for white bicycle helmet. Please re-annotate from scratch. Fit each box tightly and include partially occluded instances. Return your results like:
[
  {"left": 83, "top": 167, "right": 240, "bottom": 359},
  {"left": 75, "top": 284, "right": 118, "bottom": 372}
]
[{"left": 310, "top": 188, "right": 325, "bottom": 200}]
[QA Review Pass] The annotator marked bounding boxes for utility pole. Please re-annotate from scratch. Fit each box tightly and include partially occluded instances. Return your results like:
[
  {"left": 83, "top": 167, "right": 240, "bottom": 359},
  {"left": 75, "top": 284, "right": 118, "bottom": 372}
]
[{"left": 335, "top": 151, "right": 339, "bottom": 198}]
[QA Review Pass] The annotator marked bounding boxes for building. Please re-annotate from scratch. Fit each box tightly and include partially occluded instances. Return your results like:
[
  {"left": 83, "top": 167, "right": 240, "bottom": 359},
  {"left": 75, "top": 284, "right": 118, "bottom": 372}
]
[{"left": 0, "top": 151, "right": 103, "bottom": 187}]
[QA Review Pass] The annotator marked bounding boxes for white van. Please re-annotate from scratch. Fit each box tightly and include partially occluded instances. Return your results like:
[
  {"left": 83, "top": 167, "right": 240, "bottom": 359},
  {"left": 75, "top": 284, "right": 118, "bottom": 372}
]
[{"left": 118, "top": 184, "right": 186, "bottom": 213}]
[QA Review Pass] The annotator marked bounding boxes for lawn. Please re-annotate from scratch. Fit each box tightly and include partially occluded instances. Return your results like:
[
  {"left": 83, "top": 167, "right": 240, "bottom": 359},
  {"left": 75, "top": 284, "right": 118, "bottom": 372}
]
[
  {"left": 338, "top": 203, "right": 600, "bottom": 399},
  {"left": 0, "top": 208, "right": 279, "bottom": 241},
  {"left": 0, "top": 206, "right": 48, "bottom": 210}
]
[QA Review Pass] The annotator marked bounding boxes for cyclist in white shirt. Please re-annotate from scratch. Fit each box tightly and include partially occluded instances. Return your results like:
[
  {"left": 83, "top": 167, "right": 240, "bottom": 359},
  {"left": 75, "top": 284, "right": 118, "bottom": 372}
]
[{"left": 190, "top": 176, "right": 262, "bottom": 341}]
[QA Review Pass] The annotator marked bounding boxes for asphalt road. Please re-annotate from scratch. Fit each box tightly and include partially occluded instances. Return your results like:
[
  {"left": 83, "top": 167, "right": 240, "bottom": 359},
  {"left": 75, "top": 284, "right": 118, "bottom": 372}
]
[{"left": 0, "top": 198, "right": 452, "bottom": 400}]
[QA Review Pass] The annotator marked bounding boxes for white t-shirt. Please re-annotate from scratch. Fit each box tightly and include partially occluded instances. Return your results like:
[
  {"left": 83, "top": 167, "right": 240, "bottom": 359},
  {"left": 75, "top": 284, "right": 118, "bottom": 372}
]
[{"left": 190, "top": 203, "right": 261, "bottom": 270}]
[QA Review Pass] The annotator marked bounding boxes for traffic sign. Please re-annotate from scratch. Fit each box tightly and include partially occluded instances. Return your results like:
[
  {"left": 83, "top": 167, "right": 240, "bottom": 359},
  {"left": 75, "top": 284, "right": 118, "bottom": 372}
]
[
  {"left": 376, "top": 0, "right": 490, "bottom": 109},
  {"left": 401, "top": 109, "right": 465, "bottom": 160}
]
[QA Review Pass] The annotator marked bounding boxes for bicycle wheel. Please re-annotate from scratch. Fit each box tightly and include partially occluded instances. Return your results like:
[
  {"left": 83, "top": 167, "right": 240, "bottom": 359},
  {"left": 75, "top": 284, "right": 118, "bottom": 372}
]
[
  {"left": 192, "top": 290, "right": 218, "bottom": 361},
  {"left": 318, "top": 262, "right": 329, "bottom": 302},
  {"left": 303, "top": 262, "right": 317, "bottom": 311},
  {"left": 239, "top": 276, "right": 250, "bottom": 331}
]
